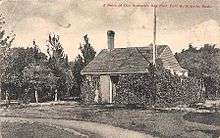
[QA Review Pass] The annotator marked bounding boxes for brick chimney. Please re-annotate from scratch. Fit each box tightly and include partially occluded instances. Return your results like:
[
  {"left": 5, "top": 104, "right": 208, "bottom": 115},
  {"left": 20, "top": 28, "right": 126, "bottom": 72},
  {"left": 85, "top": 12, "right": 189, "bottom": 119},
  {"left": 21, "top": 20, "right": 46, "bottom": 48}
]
[{"left": 107, "top": 30, "right": 115, "bottom": 50}]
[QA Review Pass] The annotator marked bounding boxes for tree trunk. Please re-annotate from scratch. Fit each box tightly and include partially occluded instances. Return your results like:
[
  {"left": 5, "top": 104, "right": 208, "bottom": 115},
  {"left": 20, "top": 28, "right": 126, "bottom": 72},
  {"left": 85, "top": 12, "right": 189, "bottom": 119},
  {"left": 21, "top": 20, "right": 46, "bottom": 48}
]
[
  {"left": 0, "top": 85, "right": 2, "bottom": 102},
  {"left": 5, "top": 91, "right": 9, "bottom": 107},
  {"left": 54, "top": 89, "right": 58, "bottom": 102},
  {"left": 35, "top": 90, "right": 38, "bottom": 103}
]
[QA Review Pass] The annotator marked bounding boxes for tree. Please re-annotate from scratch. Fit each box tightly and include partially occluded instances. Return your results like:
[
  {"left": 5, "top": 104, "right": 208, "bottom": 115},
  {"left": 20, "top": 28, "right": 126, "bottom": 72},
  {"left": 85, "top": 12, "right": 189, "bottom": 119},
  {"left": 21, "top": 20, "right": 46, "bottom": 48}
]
[
  {"left": 175, "top": 43, "right": 220, "bottom": 99},
  {"left": 71, "top": 34, "right": 96, "bottom": 97},
  {"left": 0, "top": 40, "right": 48, "bottom": 102},
  {"left": 175, "top": 43, "right": 219, "bottom": 77},
  {"left": 71, "top": 55, "right": 84, "bottom": 97},
  {"left": 46, "top": 34, "right": 73, "bottom": 100},
  {"left": 0, "top": 14, "right": 15, "bottom": 105},
  {"left": 23, "top": 64, "right": 58, "bottom": 103},
  {"left": 79, "top": 35, "right": 96, "bottom": 65}
]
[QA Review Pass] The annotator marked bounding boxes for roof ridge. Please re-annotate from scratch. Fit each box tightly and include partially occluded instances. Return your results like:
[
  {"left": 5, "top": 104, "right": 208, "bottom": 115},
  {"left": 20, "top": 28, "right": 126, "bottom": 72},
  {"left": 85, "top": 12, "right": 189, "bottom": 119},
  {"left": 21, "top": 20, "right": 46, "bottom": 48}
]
[{"left": 102, "top": 45, "right": 168, "bottom": 50}]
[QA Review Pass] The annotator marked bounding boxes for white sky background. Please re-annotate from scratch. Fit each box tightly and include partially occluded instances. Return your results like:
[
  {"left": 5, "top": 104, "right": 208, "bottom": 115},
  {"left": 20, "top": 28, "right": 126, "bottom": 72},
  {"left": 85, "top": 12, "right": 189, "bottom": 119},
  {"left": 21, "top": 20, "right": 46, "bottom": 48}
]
[{"left": 0, "top": 0, "right": 219, "bottom": 61}]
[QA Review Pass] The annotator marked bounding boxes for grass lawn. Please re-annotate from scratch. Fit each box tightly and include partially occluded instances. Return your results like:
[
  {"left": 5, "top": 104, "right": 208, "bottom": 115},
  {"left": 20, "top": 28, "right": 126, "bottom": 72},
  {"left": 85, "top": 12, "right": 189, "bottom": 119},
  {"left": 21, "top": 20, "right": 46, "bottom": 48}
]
[
  {"left": 184, "top": 112, "right": 220, "bottom": 126},
  {"left": 1, "top": 121, "right": 80, "bottom": 138},
  {"left": 1, "top": 103, "right": 220, "bottom": 137}
]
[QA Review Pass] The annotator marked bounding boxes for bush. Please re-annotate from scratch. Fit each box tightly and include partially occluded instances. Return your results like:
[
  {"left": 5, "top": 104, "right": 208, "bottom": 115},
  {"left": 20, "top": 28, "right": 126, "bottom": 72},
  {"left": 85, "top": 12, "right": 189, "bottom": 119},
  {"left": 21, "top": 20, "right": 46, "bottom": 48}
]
[
  {"left": 115, "top": 69, "right": 204, "bottom": 107},
  {"left": 81, "top": 66, "right": 204, "bottom": 107},
  {"left": 81, "top": 79, "right": 96, "bottom": 104},
  {"left": 115, "top": 74, "right": 152, "bottom": 105}
]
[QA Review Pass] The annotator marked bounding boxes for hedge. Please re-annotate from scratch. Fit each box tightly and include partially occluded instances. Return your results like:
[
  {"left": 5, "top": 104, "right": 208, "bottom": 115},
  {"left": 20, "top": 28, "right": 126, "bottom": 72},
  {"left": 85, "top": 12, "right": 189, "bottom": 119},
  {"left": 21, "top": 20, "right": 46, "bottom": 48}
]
[{"left": 81, "top": 69, "right": 205, "bottom": 107}]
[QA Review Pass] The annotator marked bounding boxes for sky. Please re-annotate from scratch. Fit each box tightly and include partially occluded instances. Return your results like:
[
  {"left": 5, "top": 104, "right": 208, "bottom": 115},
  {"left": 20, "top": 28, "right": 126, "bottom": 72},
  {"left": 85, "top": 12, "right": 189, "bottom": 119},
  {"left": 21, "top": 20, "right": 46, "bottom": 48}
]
[{"left": 0, "top": 0, "right": 219, "bottom": 61}]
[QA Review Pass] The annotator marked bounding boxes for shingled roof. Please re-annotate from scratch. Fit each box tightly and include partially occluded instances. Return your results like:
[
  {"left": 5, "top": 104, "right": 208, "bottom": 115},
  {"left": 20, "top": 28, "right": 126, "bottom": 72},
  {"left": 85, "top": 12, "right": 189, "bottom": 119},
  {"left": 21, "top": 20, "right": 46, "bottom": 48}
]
[{"left": 81, "top": 45, "right": 168, "bottom": 75}]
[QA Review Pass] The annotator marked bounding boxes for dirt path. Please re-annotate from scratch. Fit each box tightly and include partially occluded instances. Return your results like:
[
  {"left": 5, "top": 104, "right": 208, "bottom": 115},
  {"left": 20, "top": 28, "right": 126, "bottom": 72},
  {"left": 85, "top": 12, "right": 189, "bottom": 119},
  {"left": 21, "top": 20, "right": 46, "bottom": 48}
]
[{"left": 0, "top": 117, "right": 153, "bottom": 138}]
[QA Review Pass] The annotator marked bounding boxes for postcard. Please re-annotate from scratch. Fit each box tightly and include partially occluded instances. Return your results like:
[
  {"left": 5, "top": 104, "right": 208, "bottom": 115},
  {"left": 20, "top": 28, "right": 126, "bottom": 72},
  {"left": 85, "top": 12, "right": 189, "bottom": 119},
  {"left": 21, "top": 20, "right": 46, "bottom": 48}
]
[{"left": 0, "top": 0, "right": 219, "bottom": 137}]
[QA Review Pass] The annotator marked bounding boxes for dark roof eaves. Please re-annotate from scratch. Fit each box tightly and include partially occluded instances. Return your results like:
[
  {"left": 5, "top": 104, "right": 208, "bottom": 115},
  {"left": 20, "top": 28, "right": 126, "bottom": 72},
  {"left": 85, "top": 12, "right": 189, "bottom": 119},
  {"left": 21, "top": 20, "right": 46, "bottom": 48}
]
[{"left": 81, "top": 70, "right": 149, "bottom": 75}]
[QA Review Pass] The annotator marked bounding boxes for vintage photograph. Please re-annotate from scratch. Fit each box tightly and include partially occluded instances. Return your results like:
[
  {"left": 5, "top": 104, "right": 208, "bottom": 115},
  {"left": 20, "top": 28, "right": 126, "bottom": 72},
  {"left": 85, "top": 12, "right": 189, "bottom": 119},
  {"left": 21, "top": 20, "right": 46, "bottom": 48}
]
[{"left": 0, "top": 0, "right": 219, "bottom": 137}]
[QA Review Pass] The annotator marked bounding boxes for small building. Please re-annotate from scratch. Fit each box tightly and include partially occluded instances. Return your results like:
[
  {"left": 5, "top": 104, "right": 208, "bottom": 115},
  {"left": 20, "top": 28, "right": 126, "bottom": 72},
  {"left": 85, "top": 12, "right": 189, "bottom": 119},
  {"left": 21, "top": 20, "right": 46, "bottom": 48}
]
[{"left": 81, "top": 30, "right": 188, "bottom": 103}]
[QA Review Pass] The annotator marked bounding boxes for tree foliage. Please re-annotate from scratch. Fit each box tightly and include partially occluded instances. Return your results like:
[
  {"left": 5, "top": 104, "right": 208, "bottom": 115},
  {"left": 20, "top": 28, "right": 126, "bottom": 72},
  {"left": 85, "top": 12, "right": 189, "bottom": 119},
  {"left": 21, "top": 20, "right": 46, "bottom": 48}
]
[
  {"left": 46, "top": 34, "right": 73, "bottom": 99},
  {"left": 175, "top": 44, "right": 220, "bottom": 99},
  {"left": 1, "top": 41, "right": 47, "bottom": 100},
  {"left": 71, "top": 34, "right": 96, "bottom": 97},
  {"left": 46, "top": 34, "right": 68, "bottom": 73},
  {"left": 79, "top": 35, "right": 96, "bottom": 65},
  {"left": 175, "top": 44, "right": 219, "bottom": 77},
  {"left": 0, "top": 14, "right": 15, "bottom": 102},
  {"left": 23, "top": 64, "right": 58, "bottom": 103}
]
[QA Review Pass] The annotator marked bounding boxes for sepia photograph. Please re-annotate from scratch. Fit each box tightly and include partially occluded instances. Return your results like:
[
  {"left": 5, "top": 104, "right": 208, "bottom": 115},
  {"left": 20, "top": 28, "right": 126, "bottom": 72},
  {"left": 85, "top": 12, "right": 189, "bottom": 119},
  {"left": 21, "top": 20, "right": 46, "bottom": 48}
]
[{"left": 0, "top": 0, "right": 219, "bottom": 137}]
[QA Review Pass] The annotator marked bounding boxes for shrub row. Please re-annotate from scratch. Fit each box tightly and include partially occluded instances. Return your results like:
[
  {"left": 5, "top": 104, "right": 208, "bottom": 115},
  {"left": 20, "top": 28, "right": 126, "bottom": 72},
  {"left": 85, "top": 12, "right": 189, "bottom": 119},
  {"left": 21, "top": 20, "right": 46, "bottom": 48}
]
[{"left": 81, "top": 69, "right": 205, "bottom": 107}]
